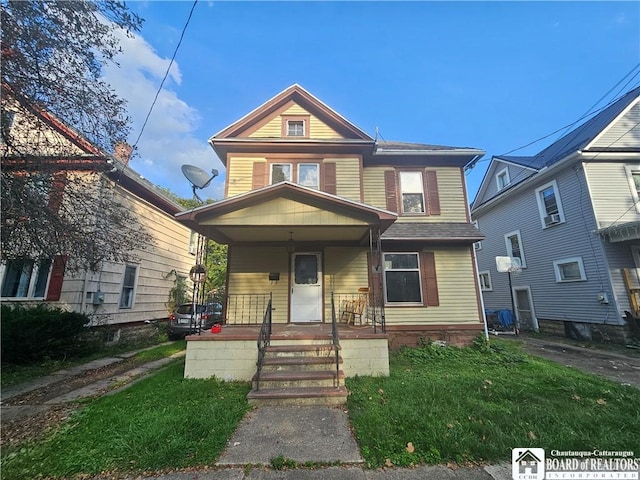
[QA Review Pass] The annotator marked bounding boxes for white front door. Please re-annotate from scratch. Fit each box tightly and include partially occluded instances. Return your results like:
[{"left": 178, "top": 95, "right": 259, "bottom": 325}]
[{"left": 291, "top": 252, "right": 322, "bottom": 322}]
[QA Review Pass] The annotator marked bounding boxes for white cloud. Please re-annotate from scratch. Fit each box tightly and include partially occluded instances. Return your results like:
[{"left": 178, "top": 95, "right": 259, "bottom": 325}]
[{"left": 101, "top": 26, "right": 223, "bottom": 200}]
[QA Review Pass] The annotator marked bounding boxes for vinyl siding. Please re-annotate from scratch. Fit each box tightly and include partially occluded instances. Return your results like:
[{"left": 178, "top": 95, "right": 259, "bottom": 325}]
[
  {"left": 590, "top": 101, "right": 640, "bottom": 150},
  {"left": 363, "top": 166, "right": 468, "bottom": 222},
  {"left": 384, "top": 247, "right": 481, "bottom": 325},
  {"left": 227, "top": 247, "right": 290, "bottom": 324},
  {"left": 474, "top": 160, "right": 537, "bottom": 207},
  {"left": 474, "top": 163, "right": 622, "bottom": 325},
  {"left": 584, "top": 162, "right": 640, "bottom": 228},
  {"left": 227, "top": 156, "right": 265, "bottom": 197},
  {"left": 249, "top": 104, "right": 343, "bottom": 139},
  {"left": 334, "top": 158, "right": 361, "bottom": 201},
  {"left": 211, "top": 198, "right": 367, "bottom": 226},
  {"left": 324, "top": 247, "right": 369, "bottom": 320},
  {"left": 58, "top": 182, "right": 194, "bottom": 325}
]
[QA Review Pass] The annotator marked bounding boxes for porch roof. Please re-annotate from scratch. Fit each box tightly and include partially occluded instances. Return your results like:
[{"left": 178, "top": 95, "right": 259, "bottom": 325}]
[
  {"left": 380, "top": 222, "right": 484, "bottom": 243},
  {"left": 598, "top": 220, "right": 640, "bottom": 243},
  {"left": 176, "top": 182, "right": 397, "bottom": 244}
]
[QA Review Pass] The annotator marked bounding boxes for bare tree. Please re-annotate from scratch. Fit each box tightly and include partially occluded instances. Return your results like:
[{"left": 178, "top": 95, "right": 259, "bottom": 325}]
[{"left": 1, "top": 1, "right": 152, "bottom": 273}]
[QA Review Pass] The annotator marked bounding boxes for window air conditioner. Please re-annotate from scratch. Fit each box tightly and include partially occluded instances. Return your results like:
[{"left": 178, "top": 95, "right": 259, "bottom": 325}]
[
  {"left": 189, "top": 244, "right": 197, "bottom": 255},
  {"left": 544, "top": 213, "right": 561, "bottom": 226}
]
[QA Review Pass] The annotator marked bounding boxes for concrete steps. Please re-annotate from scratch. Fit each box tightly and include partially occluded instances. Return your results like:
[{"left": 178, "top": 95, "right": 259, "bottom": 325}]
[{"left": 248, "top": 343, "right": 347, "bottom": 406}]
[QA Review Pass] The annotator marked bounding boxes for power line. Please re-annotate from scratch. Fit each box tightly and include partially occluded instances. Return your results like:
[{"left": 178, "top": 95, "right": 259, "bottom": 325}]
[{"left": 129, "top": 0, "right": 198, "bottom": 160}]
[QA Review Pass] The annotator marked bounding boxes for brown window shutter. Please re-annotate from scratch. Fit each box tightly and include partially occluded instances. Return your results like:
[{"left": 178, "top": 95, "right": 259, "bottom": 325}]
[
  {"left": 425, "top": 170, "right": 440, "bottom": 215},
  {"left": 252, "top": 162, "right": 266, "bottom": 189},
  {"left": 48, "top": 172, "right": 66, "bottom": 214},
  {"left": 46, "top": 255, "right": 68, "bottom": 301},
  {"left": 384, "top": 170, "right": 398, "bottom": 212},
  {"left": 323, "top": 162, "right": 337, "bottom": 195},
  {"left": 420, "top": 251, "right": 439, "bottom": 306},
  {"left": 367, "top": 251, "right": 383, "bottom": 306}
]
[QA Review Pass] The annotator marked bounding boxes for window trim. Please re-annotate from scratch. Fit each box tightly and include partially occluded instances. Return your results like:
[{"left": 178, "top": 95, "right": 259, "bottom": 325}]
[
  {"left": 119, "top": 265, "right": 138, "bottom": 309},
  {"left": 382, "top": 252, "right": 423, "bottom": 305},
  {"left": 189, "top": 231, "right": 198, "bottom": 255},
  {"left": 473, "top": 220, "right": 482, "bottom": 250},
  {"left": 496, "top": 167, "right": 510, "bottom": 191},
  {"left": 535, "top": 179, "right": 565, "bottom": 228},
  {"left": 0, "top": 258, "right": 53, "bottom": 300},
  {"left": 504, "top": 229, "right": 526, "bottom": 268},
  {"left": 281, "top": 115, "right": 310, "bottom": 138},
  {"left": 270, "top": 163, "right": 293, "bottom": 184},
  {"left": 297, "top": 163, "right": 320, "bottom": 189},
  {"left": 398, "top": 170, "right": 426, "bottom": 215},
  {"left": 624, "top": 165, "right": 640, "bottom": 213},
  {"left": 553, "top": 257, "right": 587, "bottom": 283},
  {"left": 479, "top": 271, "right": 492, "bottom": 291}
]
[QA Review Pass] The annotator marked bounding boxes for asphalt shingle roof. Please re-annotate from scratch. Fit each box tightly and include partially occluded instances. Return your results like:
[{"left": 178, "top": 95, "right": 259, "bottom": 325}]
[{"left": 381, "top": 222, "right": 484, "bottom": 241}]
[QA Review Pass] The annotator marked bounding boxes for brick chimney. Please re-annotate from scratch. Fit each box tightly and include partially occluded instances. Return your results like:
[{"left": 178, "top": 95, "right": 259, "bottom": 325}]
[{"left": 113, "top": 142, "right": 132, "bottom": 165}]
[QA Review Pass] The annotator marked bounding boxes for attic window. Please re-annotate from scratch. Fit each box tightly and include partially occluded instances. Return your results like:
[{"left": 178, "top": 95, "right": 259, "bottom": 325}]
[
  {"left": 282, "top": 115, "right": 309, "bottom": 138},
  {"left": 496, "top": 167, "right": 510, "bottom": 191},
  {"left": 287, "top": 120, "right": 304, "bottom": 136}
]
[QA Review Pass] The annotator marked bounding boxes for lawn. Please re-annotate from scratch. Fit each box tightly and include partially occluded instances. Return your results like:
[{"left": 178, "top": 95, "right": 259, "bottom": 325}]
[
  {"left": 346, "top": 339, "right": 640, "bottom": 468},
  {"left": 2, "top": 339, "right": 639, "bottom": 478},
  {"left": 1, "top": 360, "right": 251, "bottom": 480}
]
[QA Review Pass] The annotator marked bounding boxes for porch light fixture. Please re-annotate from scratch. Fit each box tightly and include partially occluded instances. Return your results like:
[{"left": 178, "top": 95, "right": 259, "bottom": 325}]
[
  {"left": 287, "top": 231, "right": 295, "bottom": 254},
  {"left": 189, "top": 264, "right": 207, "bottom": 284}
]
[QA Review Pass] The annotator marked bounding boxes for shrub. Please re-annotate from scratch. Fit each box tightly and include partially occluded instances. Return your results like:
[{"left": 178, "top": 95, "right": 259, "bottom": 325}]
[{"left": 1, "top": 304, "right": 92, "bottom": 364}]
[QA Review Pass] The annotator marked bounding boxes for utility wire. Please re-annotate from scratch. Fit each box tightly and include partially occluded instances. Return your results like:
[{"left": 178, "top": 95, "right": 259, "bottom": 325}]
[{"left": 124, "top": 0, "right": 198, "bottom": 173}]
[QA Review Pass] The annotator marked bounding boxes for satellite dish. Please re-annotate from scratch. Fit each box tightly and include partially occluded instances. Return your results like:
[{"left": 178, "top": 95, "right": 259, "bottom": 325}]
[{"left": 181, "top": 164, "right": 219, "bottom": 202}]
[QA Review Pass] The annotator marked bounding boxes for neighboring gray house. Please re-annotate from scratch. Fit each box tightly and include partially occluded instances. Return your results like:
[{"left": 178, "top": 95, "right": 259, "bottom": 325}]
[{"left": 471, "top": 86, "right": 640, "bottom": 343}]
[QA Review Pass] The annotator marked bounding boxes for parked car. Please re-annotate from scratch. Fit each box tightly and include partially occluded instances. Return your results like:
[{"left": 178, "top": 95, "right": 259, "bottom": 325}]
[{"left": 168, "top": 303, "right": 223, "bottom": 340}]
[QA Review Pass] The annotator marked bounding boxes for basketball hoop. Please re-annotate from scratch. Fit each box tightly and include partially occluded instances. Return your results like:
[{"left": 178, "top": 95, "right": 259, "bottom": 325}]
[{"left": 496, "top": 256, "right": 522, "bottom": 273}]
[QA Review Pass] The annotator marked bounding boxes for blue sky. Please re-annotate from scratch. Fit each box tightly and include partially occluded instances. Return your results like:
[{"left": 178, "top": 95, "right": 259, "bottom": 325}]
[{"left": 104, "top": 1, "right": 640, "bottom": 202}]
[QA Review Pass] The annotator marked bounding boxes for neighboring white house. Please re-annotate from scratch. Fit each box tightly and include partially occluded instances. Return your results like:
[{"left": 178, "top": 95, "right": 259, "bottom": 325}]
[
  {"left": 1, "top": 98, "right": 196, "bottom": 335},
  {"left": 471, "top": 86, "right": 640, "bottom": 343}
]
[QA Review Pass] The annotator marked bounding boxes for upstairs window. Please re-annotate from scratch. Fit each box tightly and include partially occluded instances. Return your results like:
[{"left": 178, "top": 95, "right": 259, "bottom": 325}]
[
  {"left": 625, "top": 165, "right": 640, "bottom": 213},
  {"left": 505, "top": 230, "right": 526, "bottom": 268},
  {"left": 535, "top": 180, "right": 565, "bottom": 228},
  {"left": 1, "top": 258, "right": 52, "bottom": 299},
  {"left": 496, "top": 167, "right": 510, "bottom": 191},
  {"left": 399, "top": 171, "right": 425, "bottom": 214},
  {"left": 271, "top": 163, "right": 292, "bottom": 184},
  {"left": 298, "top": 163, "right": 319, "bottom": 189}
]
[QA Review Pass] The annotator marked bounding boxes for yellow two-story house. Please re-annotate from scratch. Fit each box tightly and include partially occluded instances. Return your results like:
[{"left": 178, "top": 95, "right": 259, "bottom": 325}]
[{"left": 178, "top": 85, "right": 485, "bottom": 401}]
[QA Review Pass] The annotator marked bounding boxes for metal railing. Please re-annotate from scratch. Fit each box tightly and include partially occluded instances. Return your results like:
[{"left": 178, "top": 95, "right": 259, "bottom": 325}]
[
  {"left": 226, "top": 293, "right": 271, "bottom": 325},
  {"left": 331, "top": 292, "right": 341, "bottom": 387},
  {"left": 333, "top": 290, "right": 385, "bottom": 333},
  {"left": 254, "top": 293, "right": 273, "bottom": 391}
]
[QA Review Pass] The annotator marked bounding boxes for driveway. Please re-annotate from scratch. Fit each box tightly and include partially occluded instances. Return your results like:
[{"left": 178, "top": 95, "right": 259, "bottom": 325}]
[{"left": 503, "top": 334, "right": 640, "bottom": 388}]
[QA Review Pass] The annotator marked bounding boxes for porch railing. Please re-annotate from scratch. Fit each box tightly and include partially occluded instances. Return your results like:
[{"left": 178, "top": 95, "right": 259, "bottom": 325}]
[
  {"left": 254, "top": 293, "right": 273, "bottom": 391},
  {"left": 226, "top": 293, "right": 271, "bottom": 325},
  {"left": 333, "top": 289, "right": 385, "bottom": 332},
  {"left": 331, "top": 292, "right": 341, "bottom": 387}
]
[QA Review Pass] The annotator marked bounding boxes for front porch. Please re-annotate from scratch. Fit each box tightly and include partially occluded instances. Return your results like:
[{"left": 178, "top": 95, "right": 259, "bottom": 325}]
[{"left": 184, "top": 323, "right": 389, "bottom": 383}]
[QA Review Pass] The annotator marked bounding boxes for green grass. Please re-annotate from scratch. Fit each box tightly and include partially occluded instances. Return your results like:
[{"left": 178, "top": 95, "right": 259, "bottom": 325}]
[
  {"left": 1, "top": 360, "right": 251, "bottom": 480},
  {"left": 346, "top": 339, "right": 640, "bottom": 468},
  {"left": 1, "top": 337, "right": 180, "bottom": 388}
]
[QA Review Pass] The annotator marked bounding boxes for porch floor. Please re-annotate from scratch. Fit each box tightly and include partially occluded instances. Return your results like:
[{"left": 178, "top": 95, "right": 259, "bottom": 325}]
[{"left": 186, "top": 323, "right": 386, "bottom": 342}]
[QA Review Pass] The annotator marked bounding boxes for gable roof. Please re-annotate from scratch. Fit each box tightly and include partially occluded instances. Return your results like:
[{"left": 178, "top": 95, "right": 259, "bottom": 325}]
[
  {"left": 211, "top": 84, "right": 373, "bottom": 141},
  {"left": 472, "top": 86, "right": 640, "bottom": 210}
]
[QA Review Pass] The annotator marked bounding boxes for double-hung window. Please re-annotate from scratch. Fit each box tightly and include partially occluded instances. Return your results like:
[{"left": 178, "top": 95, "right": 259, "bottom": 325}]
[
  {"left": 399, "top": 171, "right": 425, "bottom": 214},
  {"left": 625, "top": 165, "right": 640, "bottom": 213},
  {"left": 119, "top": 265, "right": 137, "bottom": 309},
  {"left": 383, "top": 253, "right": 422, "bottom": 304},
  {"left": 553, "top": 257, "right": 586, "bottom": 282},
  {"left": 1, "top": 259, "right": 52, "bottom": 299},
  {"left": 479, "top": 271, "right": 492, "bottom": 291},
  {"left": 504, "top": 230, "right": 526, "bottom": 268},
  {"left": 496, "top": 167, "right": 510, "bottom": 191},
  {"left": 297, "top": 163, "right": 319, "bottom": 189},
  {"left": 535, "top": 180, "right": 565, "bottom": 228},
  {"left": 271, "top": 163, "right": 292, "bottom": 184}
]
